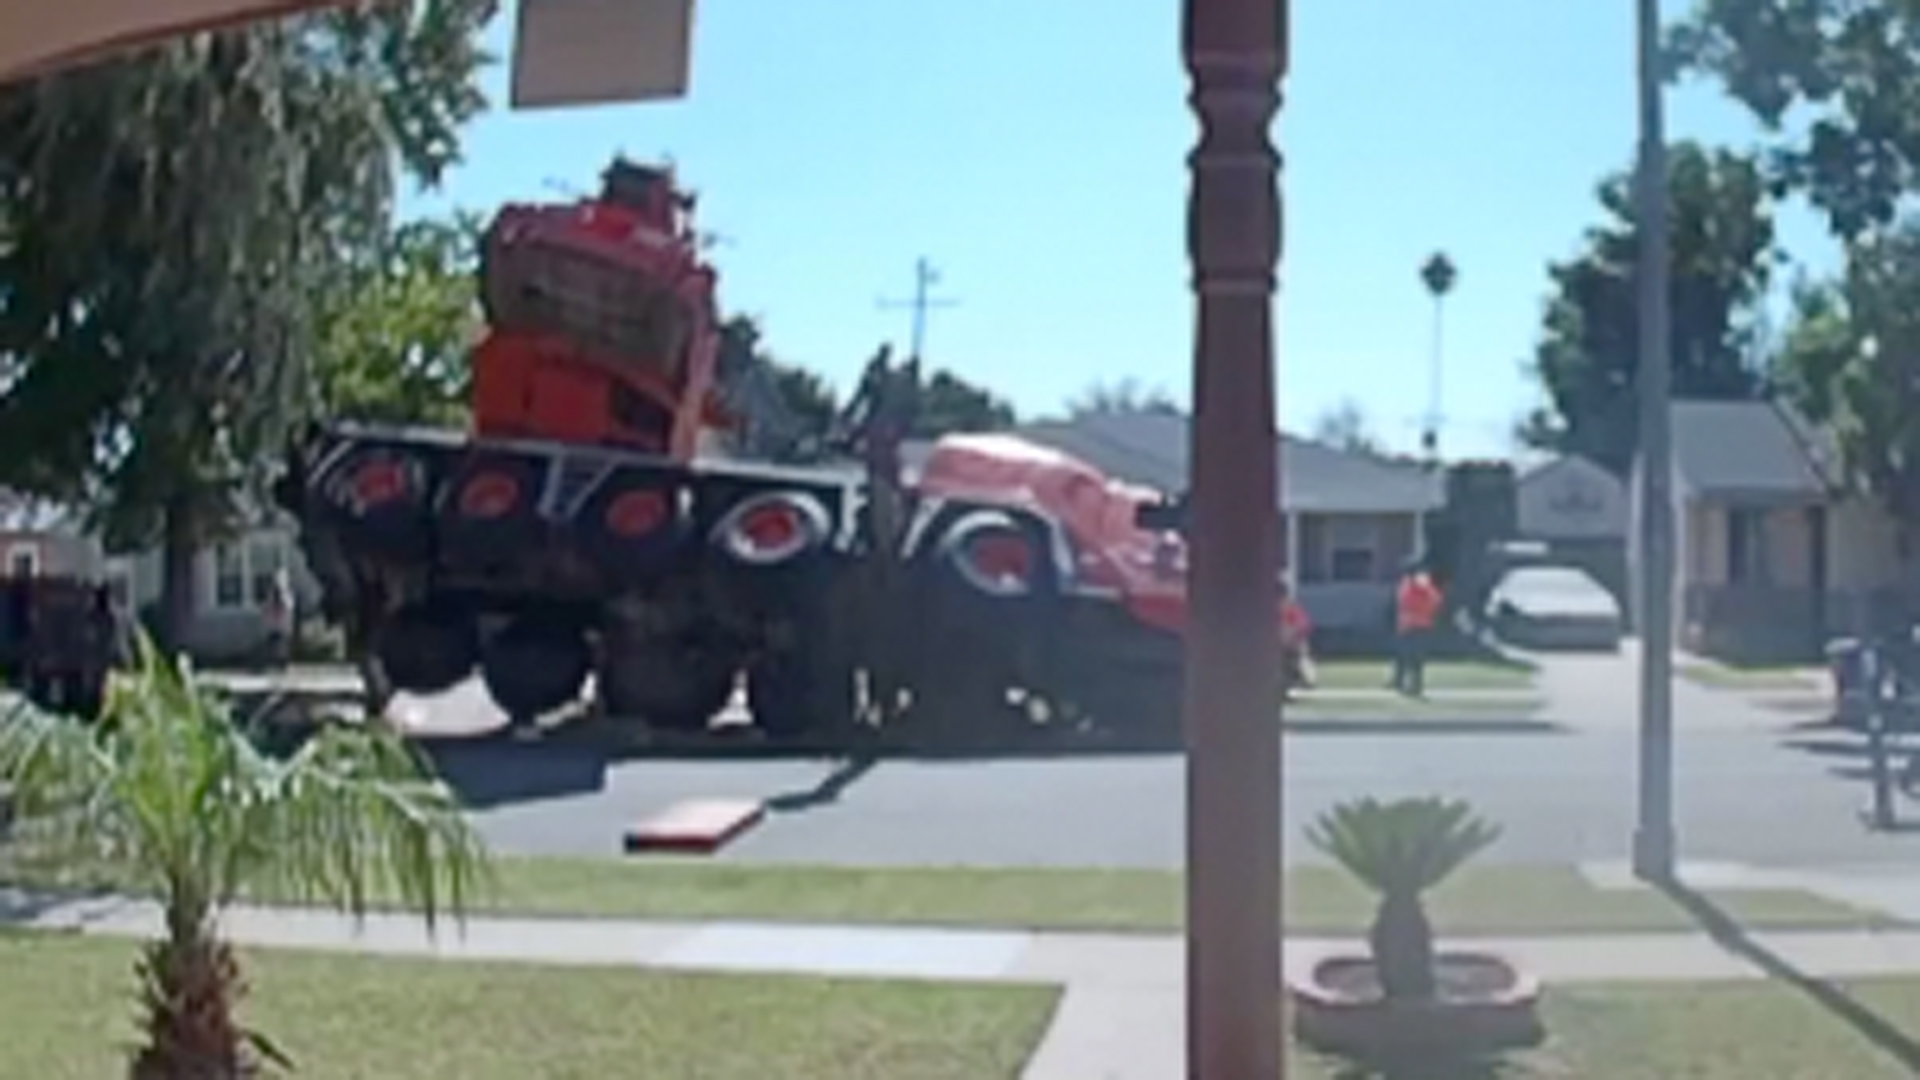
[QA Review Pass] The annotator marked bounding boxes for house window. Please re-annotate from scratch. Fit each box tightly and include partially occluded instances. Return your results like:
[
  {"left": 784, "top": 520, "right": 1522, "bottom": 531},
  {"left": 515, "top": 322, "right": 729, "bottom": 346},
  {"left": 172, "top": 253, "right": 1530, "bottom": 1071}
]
[
  {"left": 1327, "top": 517, "right": 1379, "bottom": 583},
  {"left": 1727, "top": 509, "right": 1770, "bottom": 585},
  {"left": 212, "top": 543, "right": 247, "bottom": 609},
  {"left": 247, "top": 537, "right": 288, "bottom": 606},
  {"left": 6, "top": 543, "right": 39, "bottom": 578},
  {"left": 210, "top": 536, "right": 291, "bottom": 611}
]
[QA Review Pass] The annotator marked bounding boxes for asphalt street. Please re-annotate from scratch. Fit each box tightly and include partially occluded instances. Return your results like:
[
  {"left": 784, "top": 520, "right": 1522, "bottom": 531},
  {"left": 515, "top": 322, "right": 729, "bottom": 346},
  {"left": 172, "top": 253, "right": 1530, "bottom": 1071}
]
[
  {"left": 229, "top": 650, "right": 1916, "bottom": 871},
  {"left": 358, "top": 648, "right": 1896, "bottom": 870},
  {"left": 450, "top": 721, "right": 1913, "bottom": 869}
]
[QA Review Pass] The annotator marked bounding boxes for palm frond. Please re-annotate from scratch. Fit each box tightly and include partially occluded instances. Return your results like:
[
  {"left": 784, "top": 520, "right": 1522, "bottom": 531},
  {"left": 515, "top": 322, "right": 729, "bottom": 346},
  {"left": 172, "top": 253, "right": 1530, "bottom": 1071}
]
[
  {"left": 1, "top": 630, "right": 489, "bottom": 930},
  {"left": 1306, "top": 796, "right": 1501, "bottom": 898}
]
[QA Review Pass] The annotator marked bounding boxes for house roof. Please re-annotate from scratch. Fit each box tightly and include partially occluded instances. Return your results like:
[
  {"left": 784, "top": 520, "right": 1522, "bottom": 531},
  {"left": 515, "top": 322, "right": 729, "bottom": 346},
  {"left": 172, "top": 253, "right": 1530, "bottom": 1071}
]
[
  {"left": 1669, "top": 399, "right": 1839, "bottom": 501},
  {"left": 1006, "top": 410, "right": 1445, "bottom": 514}
]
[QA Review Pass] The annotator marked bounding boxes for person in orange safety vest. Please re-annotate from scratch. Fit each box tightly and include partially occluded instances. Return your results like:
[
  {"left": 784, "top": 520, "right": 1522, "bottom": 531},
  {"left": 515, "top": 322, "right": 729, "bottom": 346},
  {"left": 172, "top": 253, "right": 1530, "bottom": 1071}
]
[
  {"left": 1279, "top": 580, "right": 1314, "bottom": 699},
  {"left": 1392, "top": 562, "right": 1444, "bottom": 696}
]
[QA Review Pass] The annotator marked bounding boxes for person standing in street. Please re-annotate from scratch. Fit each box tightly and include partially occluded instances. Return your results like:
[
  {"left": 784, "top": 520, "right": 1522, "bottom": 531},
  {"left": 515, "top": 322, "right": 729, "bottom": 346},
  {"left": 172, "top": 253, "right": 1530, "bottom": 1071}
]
[{"left": 1392, "top": 561, "right": 1443, "bottom": 696}]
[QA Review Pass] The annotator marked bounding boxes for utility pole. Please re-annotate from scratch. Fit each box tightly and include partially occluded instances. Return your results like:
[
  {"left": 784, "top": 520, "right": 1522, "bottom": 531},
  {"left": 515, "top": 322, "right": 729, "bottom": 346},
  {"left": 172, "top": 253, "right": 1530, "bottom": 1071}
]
[
  {"left": 1632, "top": 0, "right": 1677, "bottom": 883},
  {"left": 1419, "top": 252, "right": 1457, "bottom": 465},
  {"left": 878, "top": 257, "right": 960, "bottom": 363}
]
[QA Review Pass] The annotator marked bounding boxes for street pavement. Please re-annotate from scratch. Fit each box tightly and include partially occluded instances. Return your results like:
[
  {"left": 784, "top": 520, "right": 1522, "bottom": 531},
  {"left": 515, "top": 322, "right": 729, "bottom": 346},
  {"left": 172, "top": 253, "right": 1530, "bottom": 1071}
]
[
  {"left": 380, "top": 645, "right": 1911, "bottom": 870},
  {"left": 212, "top": 648, "right": 1920, "bottom": 871}
]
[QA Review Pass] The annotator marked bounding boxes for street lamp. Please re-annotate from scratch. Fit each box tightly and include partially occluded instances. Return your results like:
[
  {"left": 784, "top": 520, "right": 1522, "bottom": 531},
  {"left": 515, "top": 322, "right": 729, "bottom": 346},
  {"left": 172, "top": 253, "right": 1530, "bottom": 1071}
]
[
  {"left": 1632, "top": 0, "right": 1677, "bottom": 883},
  {"left": 1418, "top": 252, "right": 1457, "bottom": 462}
]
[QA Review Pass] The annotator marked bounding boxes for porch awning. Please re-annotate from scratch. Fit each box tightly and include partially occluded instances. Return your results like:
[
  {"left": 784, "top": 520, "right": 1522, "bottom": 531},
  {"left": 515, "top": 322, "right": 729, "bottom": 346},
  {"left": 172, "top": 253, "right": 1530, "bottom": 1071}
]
[{"left": 0, "top": 0, "right": 696, "bottom": 108}]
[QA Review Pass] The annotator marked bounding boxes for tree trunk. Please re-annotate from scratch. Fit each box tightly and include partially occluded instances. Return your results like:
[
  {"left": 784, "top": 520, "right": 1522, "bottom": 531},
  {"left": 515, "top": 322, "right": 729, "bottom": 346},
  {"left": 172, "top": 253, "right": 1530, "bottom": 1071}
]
[
  {"left": 129, "top": 908, "right": 254, "bottom": 1080},
  {"left": 157, "top": 494, "right": 197, "bottom": 660},
  {"left": 1369, "top": 892, "right": 1437, "bottom": 1001}
]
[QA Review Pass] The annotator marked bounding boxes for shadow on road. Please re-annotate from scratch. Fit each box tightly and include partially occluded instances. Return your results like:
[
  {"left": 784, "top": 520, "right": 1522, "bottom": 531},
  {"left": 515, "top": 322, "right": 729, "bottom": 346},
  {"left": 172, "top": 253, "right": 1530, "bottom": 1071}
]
[
  {"left": 415, "top": 739, "right": 608, "bottom": 809},
  {"left": 764, "top": 755, "right": 878, "bottom": 815},
  {"left": 1659, "top": 879, "right": 1920, "bottom": 1074}
]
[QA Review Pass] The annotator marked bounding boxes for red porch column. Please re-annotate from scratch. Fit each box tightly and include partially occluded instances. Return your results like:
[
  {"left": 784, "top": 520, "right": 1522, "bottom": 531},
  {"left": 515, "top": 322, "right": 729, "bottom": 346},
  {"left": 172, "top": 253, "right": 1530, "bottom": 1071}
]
[{"left": 1181, "top": 0, "right": 1287, "bottom": 1076}]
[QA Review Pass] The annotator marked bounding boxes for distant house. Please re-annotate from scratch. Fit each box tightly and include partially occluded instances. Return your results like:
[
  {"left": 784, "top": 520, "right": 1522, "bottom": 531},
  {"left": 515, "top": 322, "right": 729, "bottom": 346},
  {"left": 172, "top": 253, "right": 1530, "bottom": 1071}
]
[
  {"left": 108, "top": 520, "right": 321, "bottom": 662},
  {"left": 0, "top": 490, "right": 102, "bottom": 581},
  {"left": 1631, "top": 399, "right": 1908, "bottom": 661},
  {"left": 1515, "top": 453, "right": 1629, "bottom": 610},
  {"left": 0, "top": 487, "right": 316, "bottom": 663},
  {"left": 918, "top": 410, "right": 1444, "bottom": 639}
]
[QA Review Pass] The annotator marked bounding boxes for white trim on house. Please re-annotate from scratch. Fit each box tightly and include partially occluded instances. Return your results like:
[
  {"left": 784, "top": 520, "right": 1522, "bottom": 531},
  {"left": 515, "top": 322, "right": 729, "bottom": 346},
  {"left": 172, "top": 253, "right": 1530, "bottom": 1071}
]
[
  {"left": 5, "top": 541, "right": 40, "bottom": 578},
  {"left": 1284, "top": 511, "right": 1302, "bottom": 589}
]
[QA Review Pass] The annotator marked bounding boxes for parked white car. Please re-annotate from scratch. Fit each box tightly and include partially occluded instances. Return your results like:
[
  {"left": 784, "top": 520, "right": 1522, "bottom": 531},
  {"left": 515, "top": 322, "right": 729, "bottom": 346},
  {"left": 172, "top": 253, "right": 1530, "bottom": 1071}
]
[{"left": 1484, "top": 565, "right": 1623, "bottom": 652}]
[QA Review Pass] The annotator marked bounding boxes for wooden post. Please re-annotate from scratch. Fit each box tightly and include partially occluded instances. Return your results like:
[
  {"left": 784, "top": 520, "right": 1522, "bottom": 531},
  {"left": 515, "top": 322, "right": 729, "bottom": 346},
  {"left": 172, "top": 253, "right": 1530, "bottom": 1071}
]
[{"left": 1181, "top": 0, "right": 1286, "bottom": 1076}]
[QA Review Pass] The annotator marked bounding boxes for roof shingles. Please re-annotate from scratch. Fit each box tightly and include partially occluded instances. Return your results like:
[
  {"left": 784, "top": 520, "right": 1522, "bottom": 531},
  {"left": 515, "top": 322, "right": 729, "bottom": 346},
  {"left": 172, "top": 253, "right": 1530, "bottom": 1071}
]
[
  {"left": 1668, "top": 399, "right": 1837, "bottom": 500},
  {"left": 1009, "top": 410, "right": 1444, "bottom": 514}
]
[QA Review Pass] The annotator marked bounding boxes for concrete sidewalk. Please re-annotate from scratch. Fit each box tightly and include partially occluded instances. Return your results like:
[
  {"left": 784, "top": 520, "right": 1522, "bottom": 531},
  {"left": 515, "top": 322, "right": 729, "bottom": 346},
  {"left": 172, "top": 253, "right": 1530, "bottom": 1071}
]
[{"left": 13, "top": 886, "right": 1920, "bottom": 1078}]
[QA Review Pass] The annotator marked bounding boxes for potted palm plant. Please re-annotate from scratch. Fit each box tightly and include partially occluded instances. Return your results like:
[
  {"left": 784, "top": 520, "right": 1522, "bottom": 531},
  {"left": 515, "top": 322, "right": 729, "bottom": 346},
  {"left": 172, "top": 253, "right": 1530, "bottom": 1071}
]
[
  {"left": 0, "top": 637, "right": 489, "bottom": 1078},
  {"left": 1292, "top": 796, "right": 1543, "bottom": 1061}
]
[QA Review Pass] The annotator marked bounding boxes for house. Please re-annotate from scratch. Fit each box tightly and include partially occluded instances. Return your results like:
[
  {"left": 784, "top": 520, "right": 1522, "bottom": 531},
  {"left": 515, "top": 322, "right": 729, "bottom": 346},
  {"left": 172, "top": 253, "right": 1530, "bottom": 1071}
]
[
  {"left": 1514, "top": 453, "right": 1629, "bottom": 610},
  {"left": 0, "top": 491, "right": 103, "bottom": 581},
  {"left": 0, "top": 488, "right": 317, "bottom": 663},
  {"left": 1630, "top": 398, "right": 1907, "bottom": 661},
  {"left": 107, "top": 523, "right": 321, "bottom": 662},
  {"left": 958, "top": 410, "right": 1445, "bottom": 641}
]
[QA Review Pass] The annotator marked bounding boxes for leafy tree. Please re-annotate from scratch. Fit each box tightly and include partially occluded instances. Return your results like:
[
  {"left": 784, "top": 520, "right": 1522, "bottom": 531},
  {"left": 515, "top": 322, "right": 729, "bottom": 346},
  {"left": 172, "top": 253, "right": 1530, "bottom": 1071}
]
[
  {"left": 1312, "top": 398, "right": 1385, "bottom": 456},
  {"left": 713, "top": 315, "right": 840, "bottom": 459},
  {"left": 1067, "top": 378, "right": 1181, "bottom": 418},
  {"left": 1773, "top": 222, "right": 1920, "bottom": 525},
  {"left": 913, "top": 369, "right": 1016, "bottom": 438},
  {"left": 0, "top": 3, "right": 495, "bottom": 648},
  {"left": 313, "top": 215, "right": 483, "bottom": 427},
  {"left": 1520, "top": 141, "right": 1773, "bottom": 475},
  {"left": 1672, "top": 0, "right": 1920, "bottom": 240},
  {"left": 0, "top": 641, "right": 486, "bottom": 1076}
]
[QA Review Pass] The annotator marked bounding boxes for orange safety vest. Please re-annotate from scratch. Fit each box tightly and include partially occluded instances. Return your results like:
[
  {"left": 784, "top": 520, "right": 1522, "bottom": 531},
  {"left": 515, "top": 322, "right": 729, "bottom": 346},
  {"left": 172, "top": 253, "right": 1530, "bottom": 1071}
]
[
  {"left": 1396, "top": 574, "right": 1442, "bottom": 632},
  {"left": 1281, "top": 600, "right": 1311, "bottom": 647}
]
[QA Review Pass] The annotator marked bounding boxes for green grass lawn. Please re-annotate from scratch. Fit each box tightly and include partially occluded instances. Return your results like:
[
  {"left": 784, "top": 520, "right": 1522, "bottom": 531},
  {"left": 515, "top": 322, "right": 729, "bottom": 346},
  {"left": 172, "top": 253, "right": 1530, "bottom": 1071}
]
[
  {"left": 0, "top": 931, "right": 1055, "bottom": 1080},
  {"left": 13, "top": 929, "right": 1920, "bottom": 1080},
  {"left": 6, "top": 849, "right": 1889, "bottom": 934},
  {"left": 443, "top": 860, "right": 1889, "bottom": 935},
  {"left": 1309, "top": 659, "right": 1537, "bottom": 692},
  {"left": 1283, "top": 691, "right": 1547, "bottom": 724},
  {"left": 1293, "top": 978, "right": 1920, "bottom": 1078},
  {"left": 1679, "top": 661, "right": 1825, "bottom": 691}
]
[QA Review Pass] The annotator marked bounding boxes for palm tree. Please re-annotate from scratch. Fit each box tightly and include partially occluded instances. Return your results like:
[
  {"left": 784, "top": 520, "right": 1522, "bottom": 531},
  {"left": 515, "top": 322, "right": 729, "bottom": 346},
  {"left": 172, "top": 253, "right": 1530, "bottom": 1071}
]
[
  {"left": 1306, "top": 796, "right": 1500, "bottom": 1000},
  {"left": 0, "top": 638, "right": 488, "bottom": 1078}
]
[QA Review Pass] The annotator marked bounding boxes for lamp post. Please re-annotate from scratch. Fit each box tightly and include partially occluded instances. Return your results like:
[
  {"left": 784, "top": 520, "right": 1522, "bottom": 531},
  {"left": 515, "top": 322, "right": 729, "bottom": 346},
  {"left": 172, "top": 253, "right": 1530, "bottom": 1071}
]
[
  {"left": 1632, "top": 0, "right": 1677, "bottom": 883},
  {"left": 1181, "top": 0, "right": 1287, "bottom": 1075},
  {"left": 1418, "top": 252, "right": 1456, "bottom": 463}
]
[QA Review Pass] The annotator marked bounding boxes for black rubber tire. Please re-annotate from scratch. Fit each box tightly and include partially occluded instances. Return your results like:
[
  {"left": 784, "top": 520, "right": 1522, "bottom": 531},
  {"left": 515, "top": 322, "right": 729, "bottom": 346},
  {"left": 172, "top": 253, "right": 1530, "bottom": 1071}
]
[
  {"left": 480, "top": 618, "right": 591, "bottom": 721},
  {"left": 598, "top": 647, "right": 735, "bottom": 732},
  {"left": 372, "top": 602, "right": 477, "bottom": 696},
  {"left": 747, "top": 647, "right": 855, "bottom": 741}
]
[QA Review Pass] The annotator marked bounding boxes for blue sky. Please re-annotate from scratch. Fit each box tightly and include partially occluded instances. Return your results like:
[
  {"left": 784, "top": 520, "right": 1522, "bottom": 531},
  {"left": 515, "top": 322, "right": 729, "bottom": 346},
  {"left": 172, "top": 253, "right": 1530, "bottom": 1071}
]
[{"left": 409, "top": 0, "right": 1839, "bottom": 460}]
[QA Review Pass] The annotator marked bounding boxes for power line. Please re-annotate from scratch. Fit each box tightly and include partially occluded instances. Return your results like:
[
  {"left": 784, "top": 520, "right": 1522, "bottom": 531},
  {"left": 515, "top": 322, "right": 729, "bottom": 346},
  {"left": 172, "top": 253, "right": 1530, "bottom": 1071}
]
[{"left": 877, "top": 257, "right": 961, "bottom": 363}]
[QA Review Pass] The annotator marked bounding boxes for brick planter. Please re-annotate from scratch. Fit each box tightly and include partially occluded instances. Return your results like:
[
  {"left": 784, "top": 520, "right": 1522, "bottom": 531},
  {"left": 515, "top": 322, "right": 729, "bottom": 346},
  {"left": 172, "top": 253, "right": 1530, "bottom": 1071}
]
[{"left": 1290, "top": 952, "right": 1544, "bottom": 1061}]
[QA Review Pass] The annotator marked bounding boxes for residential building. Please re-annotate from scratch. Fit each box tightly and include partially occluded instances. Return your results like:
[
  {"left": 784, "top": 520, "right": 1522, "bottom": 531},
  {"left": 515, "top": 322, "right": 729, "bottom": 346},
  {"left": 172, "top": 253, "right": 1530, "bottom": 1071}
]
[
  {"left": 1631, "top": 398, "right": 1910, "bottom": 661},
  {"left": 994, "top": 410, "right": 1445, "bottom": 641},
  {"left": 1515, "top": 452, "right": 1629, "bottom": 610},
  {"left": 0, "top": 487, "right": 317, "bottom": 663}
]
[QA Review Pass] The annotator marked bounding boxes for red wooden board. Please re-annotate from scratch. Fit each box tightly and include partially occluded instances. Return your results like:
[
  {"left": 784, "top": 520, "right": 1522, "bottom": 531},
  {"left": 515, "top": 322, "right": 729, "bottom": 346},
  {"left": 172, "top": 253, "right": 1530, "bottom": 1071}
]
[{"left": 623, "top": 798, "right": 765, "bottom": 855}]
